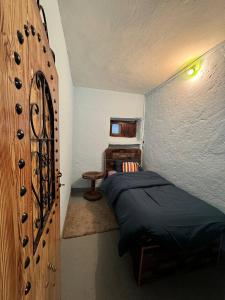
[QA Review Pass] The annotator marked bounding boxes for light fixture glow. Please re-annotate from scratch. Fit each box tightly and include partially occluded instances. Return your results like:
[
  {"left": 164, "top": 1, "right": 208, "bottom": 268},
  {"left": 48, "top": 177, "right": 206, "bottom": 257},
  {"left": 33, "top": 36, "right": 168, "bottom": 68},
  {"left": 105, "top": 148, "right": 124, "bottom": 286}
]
[
  {"left": 184, "top": 58, "right": 203, "bottom": 80},
  {"left": 187, "top": 68, "right": 194, "bottom": 76}
]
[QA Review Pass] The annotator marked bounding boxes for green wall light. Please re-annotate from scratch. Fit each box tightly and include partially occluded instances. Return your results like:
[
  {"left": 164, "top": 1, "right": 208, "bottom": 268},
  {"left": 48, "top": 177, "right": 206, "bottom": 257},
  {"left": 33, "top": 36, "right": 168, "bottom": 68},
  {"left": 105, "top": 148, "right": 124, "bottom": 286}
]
[{"left": 184, "top": 58, "right": 203, "bottom": 80}]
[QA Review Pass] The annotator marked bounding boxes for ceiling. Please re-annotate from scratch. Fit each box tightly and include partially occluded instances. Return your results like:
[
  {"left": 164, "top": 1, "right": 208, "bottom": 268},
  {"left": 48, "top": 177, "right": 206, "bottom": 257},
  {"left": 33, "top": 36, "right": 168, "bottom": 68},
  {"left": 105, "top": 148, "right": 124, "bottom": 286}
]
[{"left": 58, "top": 0, "right": 225, "bottom": 94}]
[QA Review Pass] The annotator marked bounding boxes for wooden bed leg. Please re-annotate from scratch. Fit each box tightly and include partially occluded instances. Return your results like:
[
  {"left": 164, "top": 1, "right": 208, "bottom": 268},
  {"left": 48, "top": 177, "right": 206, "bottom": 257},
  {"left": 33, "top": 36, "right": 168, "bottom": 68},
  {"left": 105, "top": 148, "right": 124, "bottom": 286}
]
[
  {"left": 217, "top": 233, "right": 224, "bottom": 264},
  {"left": 137, "top": 247, "right": 144, "bottom": 286}
]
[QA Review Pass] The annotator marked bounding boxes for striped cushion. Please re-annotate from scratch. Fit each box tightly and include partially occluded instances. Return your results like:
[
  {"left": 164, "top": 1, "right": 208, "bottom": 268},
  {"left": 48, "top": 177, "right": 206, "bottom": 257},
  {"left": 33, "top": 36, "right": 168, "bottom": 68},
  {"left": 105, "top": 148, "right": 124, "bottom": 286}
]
[{"left": 122, "top": 161, "right": 140, "bottom": 173}]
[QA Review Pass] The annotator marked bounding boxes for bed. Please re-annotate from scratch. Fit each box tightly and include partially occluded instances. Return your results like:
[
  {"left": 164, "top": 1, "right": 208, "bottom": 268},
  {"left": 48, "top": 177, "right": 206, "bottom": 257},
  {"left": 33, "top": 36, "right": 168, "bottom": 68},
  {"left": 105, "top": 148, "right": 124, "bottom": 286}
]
[{"left": 102, "top": 148, "right": 225, "bottom": 285}]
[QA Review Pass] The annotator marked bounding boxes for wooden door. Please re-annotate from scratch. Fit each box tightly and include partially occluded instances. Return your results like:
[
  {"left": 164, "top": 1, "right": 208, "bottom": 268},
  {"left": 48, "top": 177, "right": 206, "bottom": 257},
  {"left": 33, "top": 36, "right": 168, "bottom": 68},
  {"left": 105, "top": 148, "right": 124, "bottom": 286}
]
[{"left": 0, "top": 1, "right": 60, "bottom": 299}]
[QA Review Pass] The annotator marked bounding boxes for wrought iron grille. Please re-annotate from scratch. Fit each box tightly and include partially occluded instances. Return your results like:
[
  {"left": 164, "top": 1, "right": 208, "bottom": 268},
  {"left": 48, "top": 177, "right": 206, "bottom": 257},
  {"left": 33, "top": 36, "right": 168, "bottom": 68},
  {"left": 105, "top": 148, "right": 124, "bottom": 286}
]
[
  {"left": 30, "top": 71, "right": 55, "bottom": 251},
  {"left": 36, "top": 0, "right": 49, "bottom": 41},
  {"left": 36, "top": 1, "right": 56, "bottom": 62}
]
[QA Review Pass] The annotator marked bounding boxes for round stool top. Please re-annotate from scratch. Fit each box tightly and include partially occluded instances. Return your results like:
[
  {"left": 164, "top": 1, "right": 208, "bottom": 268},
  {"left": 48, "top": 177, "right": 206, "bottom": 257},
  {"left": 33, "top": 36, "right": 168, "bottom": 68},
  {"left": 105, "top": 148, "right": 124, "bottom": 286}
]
[{"left": 82, "top": 171, "right": 105, "bottom": 180}]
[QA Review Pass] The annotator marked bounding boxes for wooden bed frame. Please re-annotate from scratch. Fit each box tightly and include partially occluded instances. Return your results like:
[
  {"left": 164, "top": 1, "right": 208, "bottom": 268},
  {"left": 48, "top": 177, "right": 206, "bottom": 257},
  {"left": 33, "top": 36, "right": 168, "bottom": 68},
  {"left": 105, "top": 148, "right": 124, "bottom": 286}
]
[
  {"left": 131, "top": 236, "right": 223, "bottom": 285},
  {"left": 104, "top": 147, "right": 141, "bottom": 174},
  {"left": 104, "top": 147, "right": 224, "bottom": 285}
]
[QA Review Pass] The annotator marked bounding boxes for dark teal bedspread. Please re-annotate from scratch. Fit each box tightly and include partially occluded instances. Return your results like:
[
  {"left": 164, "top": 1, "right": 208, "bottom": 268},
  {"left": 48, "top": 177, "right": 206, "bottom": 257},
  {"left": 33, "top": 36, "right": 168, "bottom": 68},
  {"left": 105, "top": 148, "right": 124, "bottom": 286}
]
[{"left": 101, "top": 171, "right": 225, "bottom": 256}]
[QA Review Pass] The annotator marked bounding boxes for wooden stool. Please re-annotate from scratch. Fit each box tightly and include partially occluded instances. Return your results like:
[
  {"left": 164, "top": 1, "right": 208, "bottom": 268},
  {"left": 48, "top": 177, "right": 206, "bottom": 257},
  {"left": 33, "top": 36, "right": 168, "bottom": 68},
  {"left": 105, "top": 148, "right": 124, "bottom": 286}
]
[{"left": 82, "top": 171, "right": 104, "bottom": 201}]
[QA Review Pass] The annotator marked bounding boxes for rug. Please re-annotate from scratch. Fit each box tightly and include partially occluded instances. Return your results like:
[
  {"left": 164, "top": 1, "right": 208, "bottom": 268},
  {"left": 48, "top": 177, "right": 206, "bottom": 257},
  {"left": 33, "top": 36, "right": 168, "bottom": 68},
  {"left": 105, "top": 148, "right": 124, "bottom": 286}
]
[{"left": 63, "top": 198, "right": 118, "bottom": 239}]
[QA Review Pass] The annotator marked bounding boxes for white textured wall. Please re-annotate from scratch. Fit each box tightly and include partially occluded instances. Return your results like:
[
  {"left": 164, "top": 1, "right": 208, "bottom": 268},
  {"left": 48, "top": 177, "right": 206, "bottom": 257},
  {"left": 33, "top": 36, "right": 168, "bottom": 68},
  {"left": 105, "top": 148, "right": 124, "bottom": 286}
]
[
  {"left": 73, "top": 87, "right": 145, "bottom": 188},
  {"left": 42, "top": 0, "right": 74, "bottom": 233},
  {"left": 144, "top": 41, "right": 225, "bottom": 212},
  {"left": 59, "top": 0, "right": 225, "bottom": 93}
]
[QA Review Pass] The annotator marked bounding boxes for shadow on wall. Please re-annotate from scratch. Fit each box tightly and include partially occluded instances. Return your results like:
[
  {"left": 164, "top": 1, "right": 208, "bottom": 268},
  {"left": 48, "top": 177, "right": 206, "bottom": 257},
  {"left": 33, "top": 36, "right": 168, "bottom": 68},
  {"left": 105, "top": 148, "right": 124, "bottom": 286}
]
[
  {"left": 72, "top": 177, "right": 104, "bottom": 189},
  {"left": 72, "top": 178, "right": 88, "bottom": 188},
  {"left": 94, "top": 231, "right": 225, "bottom": 300},
  {"left": 72, "top": 150, "right": 105, "bottom": 189}
]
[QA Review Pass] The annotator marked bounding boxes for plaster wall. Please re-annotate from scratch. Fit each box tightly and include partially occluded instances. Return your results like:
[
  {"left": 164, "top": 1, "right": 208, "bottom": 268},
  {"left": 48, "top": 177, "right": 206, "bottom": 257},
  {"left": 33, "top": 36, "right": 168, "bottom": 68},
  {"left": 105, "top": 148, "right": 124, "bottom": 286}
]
[
  {"left": 72, "top": 87, "right": 145, "bottom": 188},
  {"left": 144, "top": 41, "right": 225, "bottom": 212},
  {"left": 59, "top": 0, "right": 225, "bottom": 93},
  {"left": 42, "top": 0, "right": 74, "bottom": 233}
]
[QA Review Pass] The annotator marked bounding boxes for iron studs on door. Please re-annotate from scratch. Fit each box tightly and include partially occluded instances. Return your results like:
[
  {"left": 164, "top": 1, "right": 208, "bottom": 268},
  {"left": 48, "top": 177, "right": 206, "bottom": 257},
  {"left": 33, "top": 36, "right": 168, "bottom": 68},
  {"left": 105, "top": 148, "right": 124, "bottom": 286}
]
[
  {"left": 24, "top": 281, "right": 31, "bottom": 295},
  {"left": 17, "top": 129, "right": 24, "bottom": 140},
  {"left": 24, "top": 257, "right": 30, "bottom": 269},
  {"left": 24, "top": 25, "right": 30, "bottom": 37},
  {"left": 14, "top": 52, "right": 21, "bottom": 65},
  {"left": 17, "top": 30, "right": 24, "bottom": 44},
  {"left": 36, "top": 255, "right": 40, "bottom": 264},
  {"left": 21, "top": 213, "right": 28, "bottom": 223},
  {"left": 20, "top": 186, "right": 27, "bottom": 197},
  {"left": 38, "top": 33, "right": 41, "bottom": 42},
  {"left": 15, "top": 103, "right": 23, "bottom": 114},
  {"left": 22, "top": 236, "right": 29, "bottom": 247},
  {"left": 15, "top": 77, "right": 22, "bottom": 89},
  {"left": 31, "top": 25, "right": 36, "bottom": 36},
  {"left": 18, "top": 159, "right": 25, "bottom": 169}
]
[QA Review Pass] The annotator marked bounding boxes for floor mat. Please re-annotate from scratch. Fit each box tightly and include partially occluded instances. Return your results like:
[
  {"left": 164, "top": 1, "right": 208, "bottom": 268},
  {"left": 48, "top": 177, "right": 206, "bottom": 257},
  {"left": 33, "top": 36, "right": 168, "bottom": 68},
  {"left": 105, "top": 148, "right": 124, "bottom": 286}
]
[{"left": 63, "top": 197, "right": 118, "bottom": 238}]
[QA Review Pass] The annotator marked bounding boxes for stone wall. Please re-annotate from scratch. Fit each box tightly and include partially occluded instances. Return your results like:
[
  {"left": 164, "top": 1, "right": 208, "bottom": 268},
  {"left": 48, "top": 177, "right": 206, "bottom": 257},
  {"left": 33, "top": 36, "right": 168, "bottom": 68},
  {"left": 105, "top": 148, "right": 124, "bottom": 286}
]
[{"left": 144, "top": 42, "right": 225, "bottom": 211}]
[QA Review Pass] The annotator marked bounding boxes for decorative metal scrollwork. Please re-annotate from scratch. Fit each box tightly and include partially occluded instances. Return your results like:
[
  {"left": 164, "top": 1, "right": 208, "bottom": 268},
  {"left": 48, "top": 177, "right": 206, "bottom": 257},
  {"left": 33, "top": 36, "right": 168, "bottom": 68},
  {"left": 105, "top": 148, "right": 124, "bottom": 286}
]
[
  {"left": 30, "top": 71, "right": 55, "bottom": 251},
  {"left": 36, "top": 0, "right": 49, "bottom": 41},
  {"left": 36, "top": 1, "right": 56, "bottom": 62}
]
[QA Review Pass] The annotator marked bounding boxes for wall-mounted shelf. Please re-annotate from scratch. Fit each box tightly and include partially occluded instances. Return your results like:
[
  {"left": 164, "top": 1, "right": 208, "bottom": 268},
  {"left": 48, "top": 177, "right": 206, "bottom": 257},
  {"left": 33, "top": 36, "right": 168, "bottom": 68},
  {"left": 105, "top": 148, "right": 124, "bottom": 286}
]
[{"left": 108, "top": 144, "right": 141, "bottom": 149}]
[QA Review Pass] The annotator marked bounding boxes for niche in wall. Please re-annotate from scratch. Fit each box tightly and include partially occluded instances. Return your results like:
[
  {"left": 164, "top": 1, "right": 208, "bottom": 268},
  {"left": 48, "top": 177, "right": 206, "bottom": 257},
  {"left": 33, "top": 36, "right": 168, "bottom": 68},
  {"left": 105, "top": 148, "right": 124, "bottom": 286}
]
[
  {"left": 109, "top": 117, "right": 143, "bottom": 147},
  {"left": 110, "top": 119, "right": 137, "bottom": 138}
]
